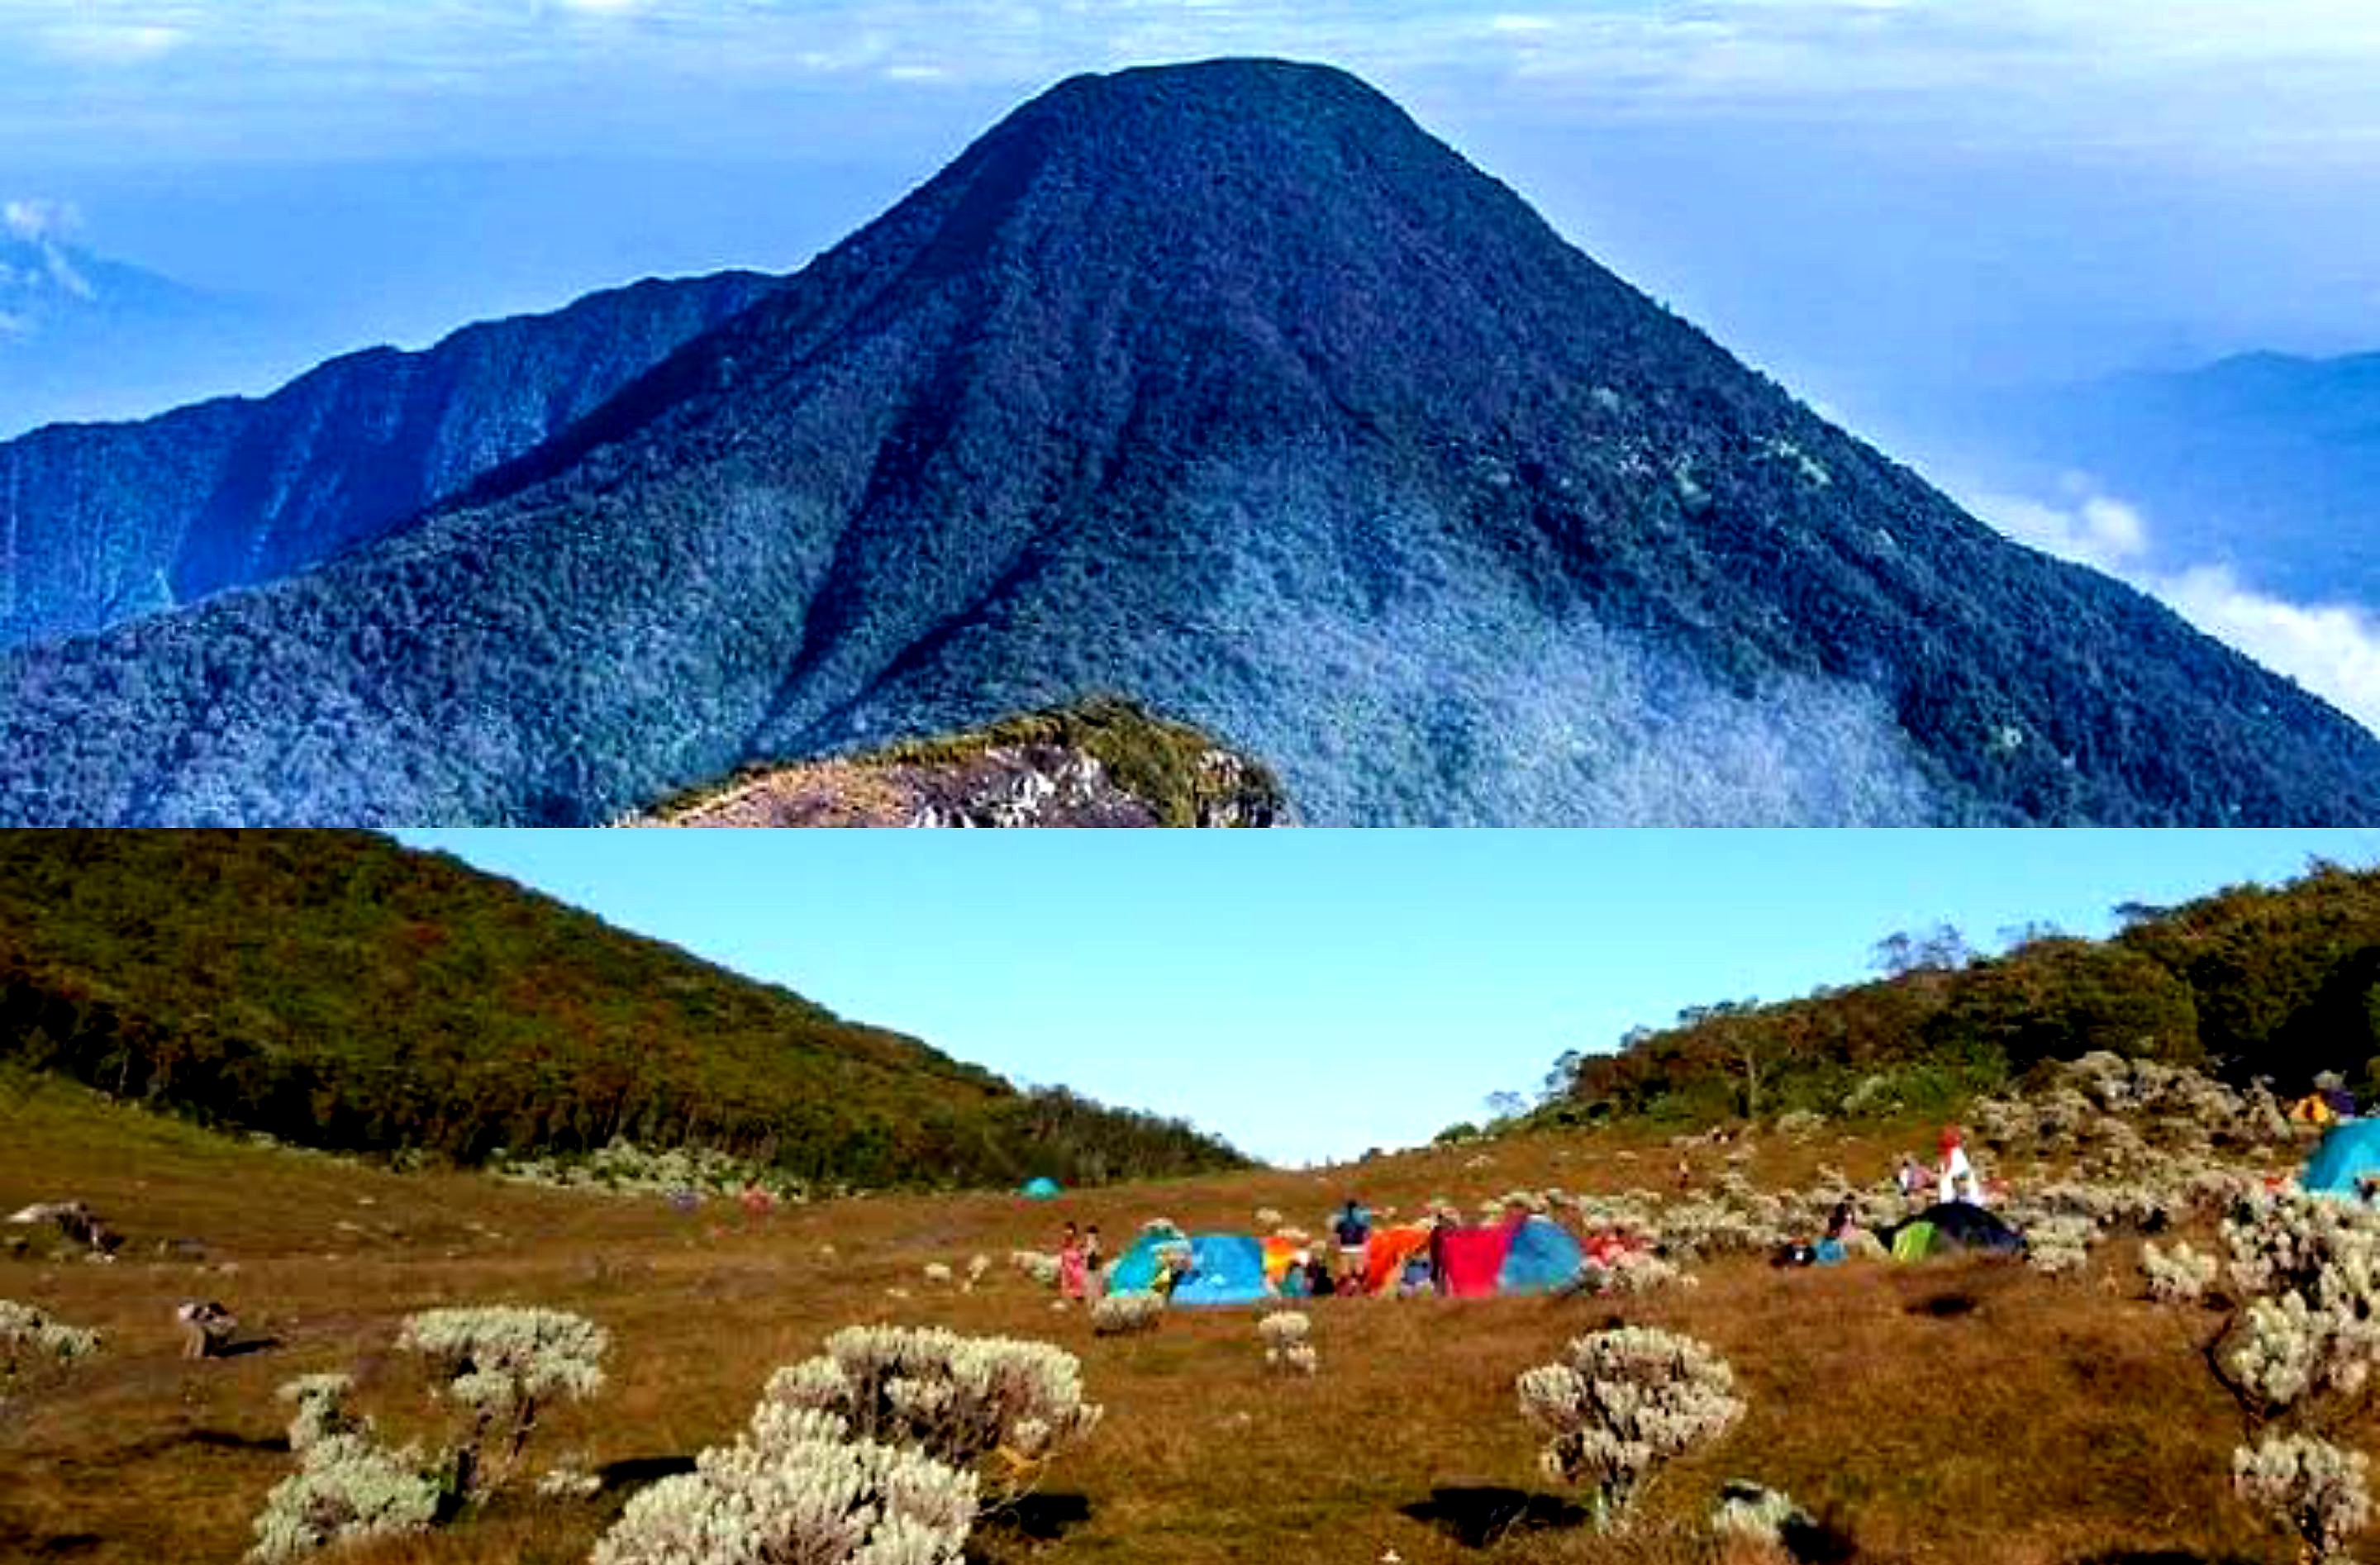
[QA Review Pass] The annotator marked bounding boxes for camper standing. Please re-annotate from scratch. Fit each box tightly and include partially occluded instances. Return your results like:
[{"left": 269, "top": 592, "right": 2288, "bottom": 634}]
[
  {"left": 1332, "top": 1199, "right": 1370, "bottom": 1281},
  {"left": 1936, "top": 1128, "right": 1978, "bottom": 1205}
]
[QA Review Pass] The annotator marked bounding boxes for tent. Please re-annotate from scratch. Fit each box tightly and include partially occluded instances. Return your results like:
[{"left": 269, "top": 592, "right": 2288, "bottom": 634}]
[
  {"left": 2325, "top": 1087, "right": 2360, "bottom": 1119},
  {"left": 1109, "top": 1226, "right": 1188, "bottom": 1293},
  {"left": 1359, "top": 1224, "right": 1435, "bottom": 1295},
  {"left": 2289, "top": 1093, "right": 2340, "bottom": 1128},
  {"left": 2302, "top": 1120, "right": 2380, "bottom": 1196},
  {"left": 1021, "top": 1177, "right": 1062, "bottom": 1201},
  {"left": 1886, "top": 1201, "right": 2025, "bottom": 1259},
  {"left": 1497, "top": 1215, "right": 1586, "bottom": 1295},
  {"left": 1108, "top": 1228, "right": 1270, "bottom": 1305},
  {"left": 1169, "top": 1234, "right": 1273, "bottom": 1306}
]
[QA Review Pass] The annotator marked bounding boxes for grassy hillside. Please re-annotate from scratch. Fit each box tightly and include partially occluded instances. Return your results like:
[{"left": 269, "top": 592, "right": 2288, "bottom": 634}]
[
  {"left": 0, "top": 1069, "right": 2314, "bottom": 1565},
  {"left": 0, "top": 831, "right": 1244, "bottom": 1188},
  {"left": 1549, "top": 858, "right": 2380, "bottom": 1129}
]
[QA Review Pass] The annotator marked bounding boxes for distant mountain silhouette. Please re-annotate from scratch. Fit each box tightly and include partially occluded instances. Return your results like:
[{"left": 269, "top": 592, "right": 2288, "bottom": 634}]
[
  {"left": 0, "top": 269, "right": 775, "bottom": 649},
  {"left": 2, "top": 59, "right": 2377, "bottom": 825},
  {"left": 0, "top": 223, "right": 252, "bottom": 437}
]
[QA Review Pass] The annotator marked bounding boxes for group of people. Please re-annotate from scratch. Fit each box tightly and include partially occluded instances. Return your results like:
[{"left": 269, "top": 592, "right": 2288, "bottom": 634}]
[{"left": 1056, "top": 1220, "right": 1105, "bottom": 1301}]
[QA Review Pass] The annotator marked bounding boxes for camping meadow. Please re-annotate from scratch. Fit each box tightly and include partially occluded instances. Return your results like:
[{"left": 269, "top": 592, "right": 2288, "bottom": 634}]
[
  {"left": 12, "top": 837, "right": 2380, "bottom": 1564},
  {"left": 2, "top": 1054, "right": 2365, "bottom": 1565}
]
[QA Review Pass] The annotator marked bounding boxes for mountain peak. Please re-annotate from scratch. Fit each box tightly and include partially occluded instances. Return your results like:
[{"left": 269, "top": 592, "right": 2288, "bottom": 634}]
[{"left": 5, "top": 65, "right": 2379, "bottom": 825}]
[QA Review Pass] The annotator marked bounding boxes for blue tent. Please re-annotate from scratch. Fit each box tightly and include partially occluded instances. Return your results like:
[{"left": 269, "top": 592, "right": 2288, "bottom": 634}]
[
  {"left": 1496, "top": 1215, "right": 1586, "bottom": 1295},
  {"left": 1021, "top": 1177, "right": 1062, "bottom": 1201},
  {"left": 1107, "top": 1229, "right": 1269, "bottom": 1305},
  {"left": 2303, "top": 1121, "right": 2380, "bottom": 1196},
  {"left": 1109, "top": 1226, "right": 1182, "bottom": 1293},
  {"left": 1169, "top": 1234, "right": 1272, "bottom": 1306}
]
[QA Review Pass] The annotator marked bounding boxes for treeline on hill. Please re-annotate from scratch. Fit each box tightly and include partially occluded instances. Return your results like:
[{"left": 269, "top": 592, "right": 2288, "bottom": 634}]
[
  {"left": 0, "top": 831, "right": 1245, "bottom": 1187},
  {"left": 1540, "top": 859, "right": 2380, "bottom": 1128}
]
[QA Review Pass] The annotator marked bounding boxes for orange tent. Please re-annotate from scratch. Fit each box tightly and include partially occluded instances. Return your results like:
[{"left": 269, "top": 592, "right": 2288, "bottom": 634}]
[
  {"left": 1261, "top": 1235, "right": 1304, "bottom": 1289},
  {"left": 1359, "top": 1224, "right": 1435, "bottom": 1295}
]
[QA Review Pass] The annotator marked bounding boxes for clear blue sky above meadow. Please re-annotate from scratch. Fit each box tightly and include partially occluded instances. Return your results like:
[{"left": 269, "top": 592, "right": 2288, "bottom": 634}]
[{"left": 395, "top": 830, "right": 2380, "bottom": 1166}]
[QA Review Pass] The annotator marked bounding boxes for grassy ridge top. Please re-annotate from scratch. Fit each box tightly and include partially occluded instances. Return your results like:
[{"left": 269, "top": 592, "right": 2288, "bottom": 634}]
[
  {"left": 0, "top": 830, "right": 1245, "bottom": 1187},
  {"left": 1547, "top": 858, "right": 2380, "bottom": 1130}
]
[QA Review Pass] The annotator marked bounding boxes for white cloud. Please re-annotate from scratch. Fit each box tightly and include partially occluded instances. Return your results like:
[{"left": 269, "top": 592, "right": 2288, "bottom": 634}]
[
  {"left": 1967, "top": 478, "right": 2380, "bottom": 735},
  {"left": 2, "top": 198, "right": 80, "bottom": 241},
  {"left": 36, "top": 21, "right": 186, "bottom": 64}
]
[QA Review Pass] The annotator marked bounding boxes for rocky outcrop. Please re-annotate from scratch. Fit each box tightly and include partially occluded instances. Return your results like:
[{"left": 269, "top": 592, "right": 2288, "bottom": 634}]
[{"left": 632, "top": 702, "right": 1288, "bottom": 828}]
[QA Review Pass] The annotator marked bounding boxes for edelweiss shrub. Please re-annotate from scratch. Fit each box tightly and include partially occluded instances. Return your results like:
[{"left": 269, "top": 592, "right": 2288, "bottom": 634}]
[
  {"left": 1008, "top": 1249, "right": 1059, "bottom": 1288},
  {"left": 759, "top": 1326, "right": 1102, "bottom": 1505},
  {"left": 2142, "top": 1240, "right": 2221, "bottom": 1306},
  {"left": 1712, "top": 1480, "right": 1815, "bottom": 1547},
  {"left": 395, "top": 1306, "right": 609, "bottom": 1499},
  {"left": 1516, "top": 1326, "right": 1745, "bottom": 1531},
  {"left": 246, "top": 1433, "right": 440, "bottom": 1564},
  {"left": 2217, "top": 1191, "right": 2380, "bottom": 1415},
  {"left": 2025, "top": 1216, "right": 2096, "bottom": 1277},
  {"left": 593, "top": 1406, "right": 977, "bottom": 1565},
  {"left": 493, "top": 1139, "right": 808, "bottom": 1201},
  {"left": 0, "top": 1298, "right": 100, "bottom": 1373},
  {"left": 922, "top": 1263, "right": 953, "bottom": 1287},
  {"left": 278, "top": 1373, "right": 368, "bottom": 1454},
  {"left": 1258, "top": 1311, "right": 1316, "bottom": 1377},
  {"left": 1090, "top": 1294, "right": 1163, "bottom": 1338},
  {"left": 2233, "top": 1433, "right": 2373, "bottom": 1565}
]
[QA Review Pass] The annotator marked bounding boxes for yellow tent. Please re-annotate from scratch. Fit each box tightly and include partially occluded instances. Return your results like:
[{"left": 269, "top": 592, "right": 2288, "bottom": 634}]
[{"left": 2289, "top": 1093, "right": 2339, "bottom": 1126}]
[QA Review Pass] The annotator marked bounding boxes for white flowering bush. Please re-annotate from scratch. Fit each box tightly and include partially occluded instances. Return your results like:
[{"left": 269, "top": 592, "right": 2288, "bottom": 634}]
[
  {"left": 1516, "top": 1327, "right": 1744, "bottom": 1531},
  {"left": 964, "top": 1255, "right": 989, "bottom": 1293},
  {"left": 1773, "top": 1110, "right": 1825, "bottom": 1139},
  {"left": 0, "top": 1298, "right": 100, "bottom": 1374},
  {"left": 2201, "top": 1188, "right": 2380, "bottom": 1559},
  {"left": 1712, "top": 1480, "right": 1813, "bottom": 1547},
  {"left": 922, "top": 1263, "right": 953, "bottom": 1287},
  {"left": 395, "top": 1306, "right": 609, "bottom": 1500},
  {"left": 758, "top": 1326, "right": 1102, "bottom": 1506},
  {"left": 2214, "top": 1191, "right": 2380, "bottom": 1420},
  {"left": 593, "top": 1406, "right": 977, "bottom": 1565},
  {"left": 278, "top": 1374, "right": 369, "bottom": 1454},
  {"left": 1090, "top": 1293, "right": 1163, "bottom": 1338},
  {"left": 2234, "top": 1433, "right": 2372, "bottom": 1565},
  {"left": 246, "top": 1432, "right": 441, "bottom": 1564},
  {"left": 2025, "top": 1216, "right": 2096, "bottom": 1277},
  {"left": 1258, "top": 1311, "right": 1316, "bottom": 1376},
  {"left": 492, "top": 1139, "right": 809, "bottom": 1201},
  {"left": 2142, "top": 1240, "right": 2221, "bottom": 1306}
]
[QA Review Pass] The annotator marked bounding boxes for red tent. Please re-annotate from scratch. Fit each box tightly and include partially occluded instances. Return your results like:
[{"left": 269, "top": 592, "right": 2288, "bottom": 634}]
[{"left": 1438, "top": 1224, "right": 1517, "bottom": 1298}]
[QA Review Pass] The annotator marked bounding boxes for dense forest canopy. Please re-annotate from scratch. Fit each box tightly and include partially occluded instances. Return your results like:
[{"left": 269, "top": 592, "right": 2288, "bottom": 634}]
[
  {"left": 0, "top": 831, "right": 1246, "bottom": 1188},
  {"left": 1526, "top": 859, "right": 2380, "bottom": 1130}
]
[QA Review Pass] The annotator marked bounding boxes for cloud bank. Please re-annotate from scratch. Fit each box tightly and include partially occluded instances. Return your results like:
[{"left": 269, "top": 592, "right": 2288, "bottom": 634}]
[{"left": 1968, "top": 477, "right": 2380, "bottom": 736}]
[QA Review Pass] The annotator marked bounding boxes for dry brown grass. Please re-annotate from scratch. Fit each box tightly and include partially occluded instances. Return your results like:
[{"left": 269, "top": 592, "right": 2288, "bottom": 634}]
[{"left": 0, "top": 1084, "right": 2321, "bottom": 1565}]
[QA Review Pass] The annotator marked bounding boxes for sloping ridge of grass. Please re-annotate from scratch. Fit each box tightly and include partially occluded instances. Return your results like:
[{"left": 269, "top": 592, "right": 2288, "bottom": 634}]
[
  {"left": 0, "top": 830, "right": 1246, "bottom": 1187},
  {"left": 1538, "top": 857, "right": 2380, "bottom": 1133}
]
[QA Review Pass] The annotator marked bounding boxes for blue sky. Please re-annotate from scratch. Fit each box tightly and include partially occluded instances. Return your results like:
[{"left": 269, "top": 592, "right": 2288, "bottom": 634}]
[
  {"left": 8, "top": 2, "right": 2380, "bottom": 728},
  {"left": 394, "top": 829, "right": 2380, "bottom": 1165}
]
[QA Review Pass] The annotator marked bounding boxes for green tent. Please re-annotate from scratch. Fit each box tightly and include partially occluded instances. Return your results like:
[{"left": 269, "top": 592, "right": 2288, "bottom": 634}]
[{"left": 1891, "top": 1220, "right": 1938, "bottom": 1262}]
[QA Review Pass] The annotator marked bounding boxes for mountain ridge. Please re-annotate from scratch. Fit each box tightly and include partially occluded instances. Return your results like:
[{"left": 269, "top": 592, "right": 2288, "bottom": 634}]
[
  {"left": 0, "top": 830, "right": 1247, "bottom": 1186},
  {"left": 0, "top": 268, "right": 778, "bottom": 649},
  {"left": 2, "top": 59, "right": 2376, "bottom": 824}
]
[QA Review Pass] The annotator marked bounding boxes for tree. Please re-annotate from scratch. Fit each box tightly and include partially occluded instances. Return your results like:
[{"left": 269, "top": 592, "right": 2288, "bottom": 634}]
[
  {"left": 1540, "top": 1049, "right": 1584, "bottom": 1105},
  {"left": 1485, "top": 1090, "right": 1528, "bottom": 1121}
]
